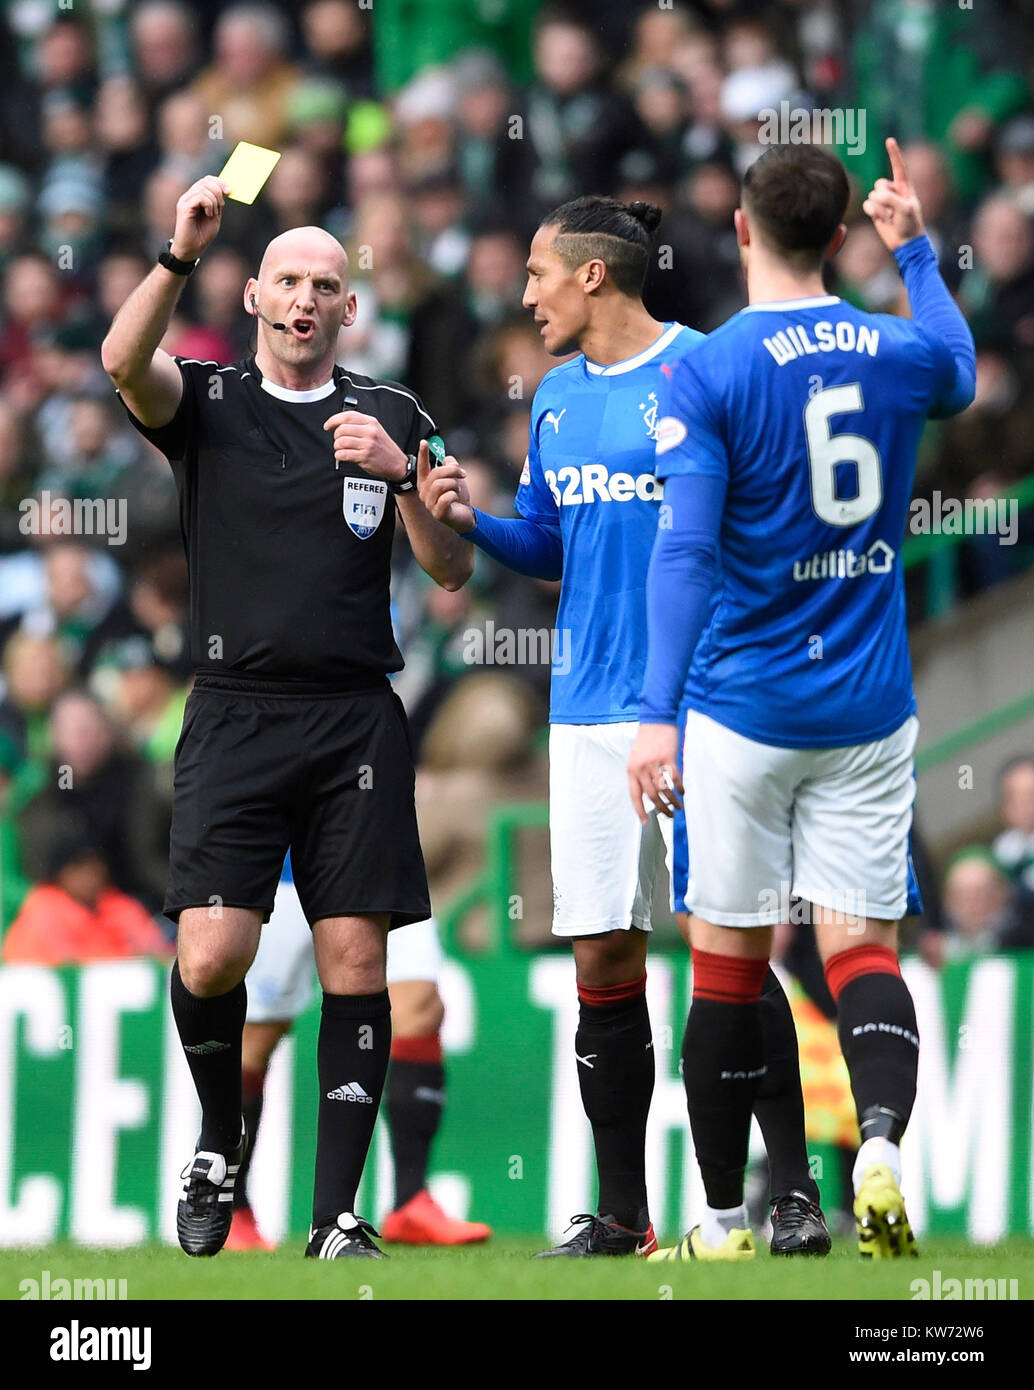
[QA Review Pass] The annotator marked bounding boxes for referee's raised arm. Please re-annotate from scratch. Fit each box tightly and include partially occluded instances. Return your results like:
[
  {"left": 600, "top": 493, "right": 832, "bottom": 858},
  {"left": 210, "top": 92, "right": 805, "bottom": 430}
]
[{"left": 100, "top": 176, "right": 230, "bottom": 427}]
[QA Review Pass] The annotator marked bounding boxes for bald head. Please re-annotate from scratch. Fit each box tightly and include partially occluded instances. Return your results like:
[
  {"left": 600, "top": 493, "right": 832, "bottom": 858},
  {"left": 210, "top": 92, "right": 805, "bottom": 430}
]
[
  {"left": 258, "top": 225, "right": 348, "bottom": 283},
  {"left": 247, "top": 224, "right": 356, "bottom": 384}
]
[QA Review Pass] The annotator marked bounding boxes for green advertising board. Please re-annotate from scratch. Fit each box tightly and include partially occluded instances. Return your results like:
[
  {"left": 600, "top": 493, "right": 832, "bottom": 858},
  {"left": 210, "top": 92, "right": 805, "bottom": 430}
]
[{"left": 0, "top": 954, "right": 1031, "bottom": 1247}]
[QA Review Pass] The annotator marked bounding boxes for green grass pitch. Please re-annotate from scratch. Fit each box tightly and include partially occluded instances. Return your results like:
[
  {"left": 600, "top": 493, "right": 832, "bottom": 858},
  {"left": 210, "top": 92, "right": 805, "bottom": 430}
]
[{"left": 2, "top": 1237, "right": 1032, "bottom": 1301}]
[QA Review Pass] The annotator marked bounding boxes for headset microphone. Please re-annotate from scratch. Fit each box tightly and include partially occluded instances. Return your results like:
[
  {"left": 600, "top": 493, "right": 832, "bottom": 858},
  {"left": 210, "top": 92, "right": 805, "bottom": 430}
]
[{"left": 249, "top": 294, "right": 287, "bottom": 332}]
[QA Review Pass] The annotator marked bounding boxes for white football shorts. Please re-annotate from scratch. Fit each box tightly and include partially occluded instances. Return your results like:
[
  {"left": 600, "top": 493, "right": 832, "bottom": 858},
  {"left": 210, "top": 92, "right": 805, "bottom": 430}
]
[
  {"left": 245, "top": 880, "right": 444, "bottom": 1023},
  {"left": 680, "top": 710, "right": 919, "bottom": 928},
  {"left": 549, "top": 721, "right": 673, "bottom": 937}
]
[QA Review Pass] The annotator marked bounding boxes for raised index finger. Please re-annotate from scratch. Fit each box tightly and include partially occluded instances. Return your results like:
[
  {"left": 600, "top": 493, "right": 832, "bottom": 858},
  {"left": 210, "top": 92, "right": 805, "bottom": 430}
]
[{"left": 886, "top": 137, "right": 910, "bottom": 190}]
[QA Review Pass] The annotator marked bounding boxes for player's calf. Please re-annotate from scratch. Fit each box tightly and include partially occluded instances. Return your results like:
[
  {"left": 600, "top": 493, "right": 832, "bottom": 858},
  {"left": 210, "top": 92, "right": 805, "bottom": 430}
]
[
  {"left": 753, "top": 966, "right": 829, "bottom": 1252},
  {"left": 566, "top": 929, "right": 655, "bottom": 1235},
  {"left": 681, "top": 944, "right": 769, "bottom": 1251},
  {"left": 820, "top": 934, "right": 920, "bottom": 1257}
]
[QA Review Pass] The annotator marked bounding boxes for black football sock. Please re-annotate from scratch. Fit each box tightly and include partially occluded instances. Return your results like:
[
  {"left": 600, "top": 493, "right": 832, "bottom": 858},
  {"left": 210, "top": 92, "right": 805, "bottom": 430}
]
[
  {"left": 233, "top": 1066, "right": 267, "bottom": 1210},
  {"left": 386, "top": 1037, "right": 445, "bottom": 1208},
  {"left": 312, "top": 989, "right": 391, "bottom": 1229},
  {"left": 170, "top": 959, "right": 246, "bottom": 1154},
  {"left": 575, "top": 975, "right": 653, "bottom": 1229},
  {"left": 683, "top": 950, "right": 769, "bottom": 1210},
  {"left": 752, "top": 967, "right": 820, "bottom": 1203},
  {"left": 826, "top": 948, "right": 919, "bottom": 1142}
]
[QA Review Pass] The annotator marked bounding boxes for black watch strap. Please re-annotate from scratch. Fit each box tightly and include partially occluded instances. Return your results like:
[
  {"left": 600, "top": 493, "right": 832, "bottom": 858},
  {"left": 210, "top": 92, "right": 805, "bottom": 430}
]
[
  {"left": 158, "top": 239, "right": 199, "bottom": 276},
  {"left": 388, "top": 454, "right": 419, "bottom": 494}
]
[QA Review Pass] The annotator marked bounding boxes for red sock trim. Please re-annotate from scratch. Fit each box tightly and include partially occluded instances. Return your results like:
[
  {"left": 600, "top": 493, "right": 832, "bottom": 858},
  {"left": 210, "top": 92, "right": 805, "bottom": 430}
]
[
  {"left": 391, "top": 1033, "right": 443, "bottom": 1064},
  {"left": 691, "top": 948, "right": 768, "bottom": 1004},
  {"left": 824, "top": 945, "right": 901, "bottom": 1004},
  {"left": 241, "top": 1066, "right": 266, "bottom": 1101},
  {"left": 576, "top": 972, "right": 648, "bottom": 1007}
]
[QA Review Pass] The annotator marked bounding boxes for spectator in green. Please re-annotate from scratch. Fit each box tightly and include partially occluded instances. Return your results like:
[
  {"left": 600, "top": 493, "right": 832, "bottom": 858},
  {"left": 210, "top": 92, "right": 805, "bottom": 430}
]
[
  {"left": 90, "top": 633, "right": 188, "bottom": 770},
  {"left": 942, "top": 846, "right": 1034, "bottom": 956},
  {"left": 840, "top": 0, "right": 1028, "bottom": 205},
  {"left": 35, "top": 395, "right": 136, "bottom": 504},
  {"left": 0, "top": 730, "right": 38, "bottom": 933},
  {"left": 0, "top": 630, "right": 70, "bottom": 765},
  {"left": 371, "top": 0, "right": 540, "bottom": 95},
  {"left": 992, "top": 754, "right": 1034, "bottom": 897}
]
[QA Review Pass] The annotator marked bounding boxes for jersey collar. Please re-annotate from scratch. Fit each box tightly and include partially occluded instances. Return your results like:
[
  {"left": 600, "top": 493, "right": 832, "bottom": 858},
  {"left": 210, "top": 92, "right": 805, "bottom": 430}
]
[
  {"left": 245, "top": 355, "right": 341, "bottom": 401},
  {"left": 738, "top": 296, "right": 841, "bottom": 313},
  {"left": 259, "top": 376, "right": 338, "bottom": 402},
  {"left": 583, "top": 322, "right": 685, "bottom": 376}
]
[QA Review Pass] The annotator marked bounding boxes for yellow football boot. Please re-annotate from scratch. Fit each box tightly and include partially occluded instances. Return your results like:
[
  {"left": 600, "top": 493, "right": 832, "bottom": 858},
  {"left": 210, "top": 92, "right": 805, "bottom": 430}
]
[
  {"left": 648, "top": 1226, "right": 756, "bottom": 1261},
  {"left": 854, "top": 1163, "right": 918, "bottom": 1258}
]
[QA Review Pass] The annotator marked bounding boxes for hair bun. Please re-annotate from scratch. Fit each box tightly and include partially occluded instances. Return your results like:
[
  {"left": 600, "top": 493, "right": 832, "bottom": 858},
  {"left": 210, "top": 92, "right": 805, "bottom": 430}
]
[{"left": 627, "top": 201, "right": 662, "bottom": 234}]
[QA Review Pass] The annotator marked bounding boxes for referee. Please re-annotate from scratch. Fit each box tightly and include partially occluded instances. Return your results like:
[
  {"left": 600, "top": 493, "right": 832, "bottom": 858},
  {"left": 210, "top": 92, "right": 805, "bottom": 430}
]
[{"left": 101, "top": 175, "right": 472, "bottom": 1260}]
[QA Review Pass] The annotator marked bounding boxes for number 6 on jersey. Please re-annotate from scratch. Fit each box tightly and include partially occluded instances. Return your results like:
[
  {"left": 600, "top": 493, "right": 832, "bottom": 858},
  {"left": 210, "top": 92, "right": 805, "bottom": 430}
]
[{"left": 804, "top": 383, "right": 883, "bottom": 527}]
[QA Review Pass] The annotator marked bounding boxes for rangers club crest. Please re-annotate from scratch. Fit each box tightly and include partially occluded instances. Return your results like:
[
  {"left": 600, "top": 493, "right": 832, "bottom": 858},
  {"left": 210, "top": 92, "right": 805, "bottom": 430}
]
[
  {"left": 342, "top": 476, "right": 387, "bottom": 539},
  {"left": 639, "top": 391, "right": 660, "bottom": 440}
]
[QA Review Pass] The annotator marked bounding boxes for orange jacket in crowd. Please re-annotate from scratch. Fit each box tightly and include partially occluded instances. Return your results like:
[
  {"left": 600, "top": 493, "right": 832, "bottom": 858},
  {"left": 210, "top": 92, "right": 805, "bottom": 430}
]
[{"left": 1, "top": 884, "right": 174, "bottom": 965}]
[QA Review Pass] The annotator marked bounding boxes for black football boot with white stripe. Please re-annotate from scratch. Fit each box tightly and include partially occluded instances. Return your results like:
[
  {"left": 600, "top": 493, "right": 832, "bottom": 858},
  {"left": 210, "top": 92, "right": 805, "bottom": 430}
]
[
  {"left": 305, "top": 1213, "right": 386, "bottom": 1259},
  {"left": 177, "top": 1123, "right": 246, "bottom": 1256}
]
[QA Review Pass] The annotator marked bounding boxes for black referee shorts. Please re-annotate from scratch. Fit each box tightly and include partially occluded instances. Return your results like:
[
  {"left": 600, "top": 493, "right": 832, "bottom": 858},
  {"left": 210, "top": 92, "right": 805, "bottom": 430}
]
[{"left": 165, "top": 675, "right": 431, "bottom": 930}]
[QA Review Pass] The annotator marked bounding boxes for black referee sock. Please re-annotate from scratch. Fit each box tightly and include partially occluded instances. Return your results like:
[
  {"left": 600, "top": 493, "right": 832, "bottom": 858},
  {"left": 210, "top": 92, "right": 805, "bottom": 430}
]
[
  {"left": 386, "top": 1054, "right": 446, "bottom": 1208},
  {"left": 170, "top": 960, "right": 246, "bottom": 1154},
  {"left": 576, "top": 978, "right": 654, "bottom": 1229},
  {"left": 752, "top": 968, "right": 820, "bottom": 1203},
  {"left": 683, "top": 951, "right": 769, "bottom": 1210},
  {"left": 312, "top": 989, "right": 391, "bottom": 1229}
]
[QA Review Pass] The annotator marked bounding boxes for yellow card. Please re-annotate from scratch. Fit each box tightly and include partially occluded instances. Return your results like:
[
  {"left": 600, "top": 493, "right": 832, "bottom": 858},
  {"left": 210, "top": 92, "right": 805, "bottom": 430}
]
[{"left": 218, "top": 141, "right": 282, "bottom": 204}]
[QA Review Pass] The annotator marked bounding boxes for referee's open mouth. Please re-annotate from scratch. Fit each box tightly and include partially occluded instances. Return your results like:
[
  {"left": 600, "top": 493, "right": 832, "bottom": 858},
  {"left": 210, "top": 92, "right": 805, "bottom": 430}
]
[{"left": 290, "top": 318, "right": 315, "bottom": 339}]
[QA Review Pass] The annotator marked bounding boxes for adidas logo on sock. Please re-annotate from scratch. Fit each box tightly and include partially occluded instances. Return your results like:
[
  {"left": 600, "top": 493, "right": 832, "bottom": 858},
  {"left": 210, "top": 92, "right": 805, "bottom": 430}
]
[
  {"left": 183, "top": 1040, "right": 231, "bottom": 1054},
  {"left": 326, "top": 1082, "right": 373, "bottom": 1103}
]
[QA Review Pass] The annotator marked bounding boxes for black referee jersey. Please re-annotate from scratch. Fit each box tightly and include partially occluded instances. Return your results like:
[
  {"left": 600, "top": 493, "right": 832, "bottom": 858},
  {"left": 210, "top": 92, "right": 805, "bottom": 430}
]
[{"left": 121, "top": 354, "right": 437, "bottom": 688}]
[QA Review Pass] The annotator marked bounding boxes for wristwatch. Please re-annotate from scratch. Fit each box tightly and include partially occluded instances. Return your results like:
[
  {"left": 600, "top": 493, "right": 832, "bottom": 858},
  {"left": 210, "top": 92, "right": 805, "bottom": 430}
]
[
  {"left": 388, "top": 454, "right": 419, "bottom": 494},
  {"left": 158, "top": 239, "right": 199, "bottom": 276}
]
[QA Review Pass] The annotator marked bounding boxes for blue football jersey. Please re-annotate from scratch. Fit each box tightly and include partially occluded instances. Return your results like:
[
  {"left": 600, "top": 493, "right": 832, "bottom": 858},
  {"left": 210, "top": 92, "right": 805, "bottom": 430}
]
[
  {"left": 654, "top": 294, "right": 962, "bottom": 748},
  {"left": 516, "top": 322, "right": 703, "bottom": 723}
]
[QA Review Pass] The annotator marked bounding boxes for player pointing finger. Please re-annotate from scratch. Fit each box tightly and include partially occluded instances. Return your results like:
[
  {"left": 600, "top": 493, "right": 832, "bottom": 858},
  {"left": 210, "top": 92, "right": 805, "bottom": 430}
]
[{"left": 862, "top": 138, "right": 926, "bottom": 252}]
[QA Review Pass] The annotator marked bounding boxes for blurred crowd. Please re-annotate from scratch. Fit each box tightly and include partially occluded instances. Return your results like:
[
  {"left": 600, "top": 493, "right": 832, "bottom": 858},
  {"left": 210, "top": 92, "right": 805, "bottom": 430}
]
[
  {"left": 930, "top": 753, "right": 1034, "bottom": 959},
  {"left": 2, "top": 0, "right": 1034, "bottom": 956}
]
